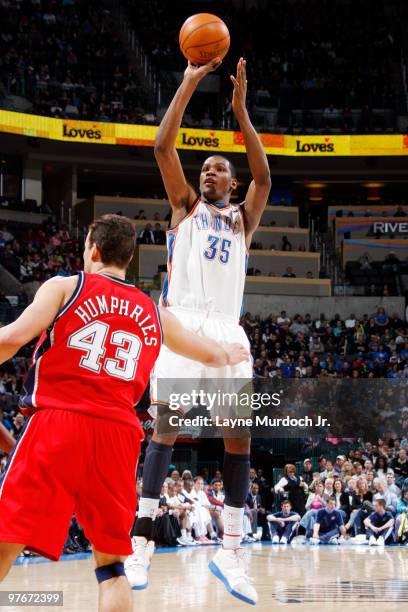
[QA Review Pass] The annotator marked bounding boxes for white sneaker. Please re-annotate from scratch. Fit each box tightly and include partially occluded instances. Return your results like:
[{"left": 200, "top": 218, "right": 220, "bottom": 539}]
[
  {"left": 209, "top": 548, "right": 258, "bottom": 606},
  {"left": 369, "top": 535, "right": 377, "bottom": 546},
  {"left": 377, "top": 536, "right": 385, "bottom": 546},
  {"left": 177, "top": 535, "right": 191, "bottom": 546},
  {"left": 124, "top": 537, "right": 155, "bottom": 590},
  {"left": 186, "top": 534, "right": 198, "bottom": 546},
  {"left": 309, "top": 537, "right": 320, "bottom": 545},
  {"left": 337, "top": 536, "right": 346, "bottom": 545},
  {"left": 280, "top": 536, "right": 288, "bottom": 545},
  {"left": 272, "top": 535, "right": 280, "bottom": 544},
  {"left": 329, "top": 536, "right": 339, "bottom": 545}
]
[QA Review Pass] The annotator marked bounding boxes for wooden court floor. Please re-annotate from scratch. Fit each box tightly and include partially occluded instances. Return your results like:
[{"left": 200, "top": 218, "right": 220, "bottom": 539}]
[{"left": 3, "top": 543, "right": 408, "bottom": 611}]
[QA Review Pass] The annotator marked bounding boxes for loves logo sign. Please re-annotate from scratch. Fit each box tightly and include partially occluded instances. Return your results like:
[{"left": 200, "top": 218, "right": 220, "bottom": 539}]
[
  {"left": 295, "top": 137, "right": 335, "bottom": 153},
  {"left": 63, "top": 123, "right": 102, "bottom": 140},
  {"left": 181, "top": 131, "right": 220, "bottom": 148}
]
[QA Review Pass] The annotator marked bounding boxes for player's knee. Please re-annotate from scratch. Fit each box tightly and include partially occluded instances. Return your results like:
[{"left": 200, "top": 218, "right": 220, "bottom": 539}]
[
  {"left": 153, "top": 405, "right": 180, "bottom": 442},
  {"left": 0, "top": 555, "right": 17, "bottom": 581},
  {"left": 0, "top": 543, "right": 25, "bottom": 581},
  {"left": 223, "top": 435, "right": 251, "bottom": 454},
  {"left": 94, "top": 559, "right": 126, "bottom": 584}
]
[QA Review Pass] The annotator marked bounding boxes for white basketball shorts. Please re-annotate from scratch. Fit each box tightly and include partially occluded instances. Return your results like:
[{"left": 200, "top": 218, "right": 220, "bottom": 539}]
[{"left": 150, "top": 306, "right": 253, "bottom": 418}]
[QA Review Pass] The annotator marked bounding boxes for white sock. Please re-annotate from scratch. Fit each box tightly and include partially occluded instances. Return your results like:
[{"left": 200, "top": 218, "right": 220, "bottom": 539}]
[
  {"left": 181, "top": 529, "right": 187, "bottom": 537},
  {"left": 223, "top": 504, "right": 244, "bottom": 550},
  {"left": 138, "top": 497, "right": 159, "bottom": 519}
]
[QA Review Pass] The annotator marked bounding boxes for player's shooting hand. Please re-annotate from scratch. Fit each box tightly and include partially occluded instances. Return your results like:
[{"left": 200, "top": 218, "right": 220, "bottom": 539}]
[
  {"left": 223, "top": 342, "right": 250, "bottom": 365},
  {"left": 184, "top": 57, "right": 222, "bottom": 84},
  {"left": 230, "top": 57, "right": 247, "bottom": 118}
]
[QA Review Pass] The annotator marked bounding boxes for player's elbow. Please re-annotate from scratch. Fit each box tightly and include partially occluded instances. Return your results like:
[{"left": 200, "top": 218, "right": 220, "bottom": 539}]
[
  {"left": 154, "top": 140, "right": 172, "bottom": 159},
  {"left": 257, "top": 173, "right": 271, "bottom": 190},
  {"left": 0, "top": 326, "right": 25, "bottom": 350}
]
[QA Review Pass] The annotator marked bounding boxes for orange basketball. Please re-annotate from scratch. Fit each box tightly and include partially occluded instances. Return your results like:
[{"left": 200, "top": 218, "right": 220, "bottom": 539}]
[{"left": 179, "top": 13, "right": 230, "bottom": 65}]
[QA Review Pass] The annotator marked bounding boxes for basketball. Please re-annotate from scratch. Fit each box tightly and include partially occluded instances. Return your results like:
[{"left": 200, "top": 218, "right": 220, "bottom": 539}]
[{"left": 179, "top": 13, "right": 230, "bottom": 65}]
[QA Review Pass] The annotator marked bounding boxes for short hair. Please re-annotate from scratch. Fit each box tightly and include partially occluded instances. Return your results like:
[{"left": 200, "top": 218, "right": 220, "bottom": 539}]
[
  {"left": 88, "top": 214, "right": 136, "bottom": 268},
  {"left": 211, "top": 478, "right": 223, "bottom": 485},
  {"left": 375, "top": 497, "right": 386, "bottom": 508},
  {"left": 202, "top": 155, "right": 236, "bottom": 178},
  {"left": 281, "top": 499, "right": 291, "bottom": 506},
  {"left": 224, "top": 157, "right": 236, "bottom": 178}
]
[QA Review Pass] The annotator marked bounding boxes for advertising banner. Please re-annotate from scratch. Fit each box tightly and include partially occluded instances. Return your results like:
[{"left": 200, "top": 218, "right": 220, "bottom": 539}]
[{"left": 1, "top": 110, "right": 408, "bottom": 156}]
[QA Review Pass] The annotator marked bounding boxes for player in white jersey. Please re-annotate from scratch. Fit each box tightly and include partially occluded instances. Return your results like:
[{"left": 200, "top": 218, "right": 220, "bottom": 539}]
[{"left": 127, "top": 57, "right": 271, "bottom": 605}]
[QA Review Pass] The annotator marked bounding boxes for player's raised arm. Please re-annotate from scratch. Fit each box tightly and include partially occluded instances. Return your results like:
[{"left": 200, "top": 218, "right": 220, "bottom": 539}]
[
  {"left": 158, "top": 307, "right": 249, "bottom": 367},
  {"left": 231, "top": 58, "right": 271, "bottom": 241},
  {"left": 154, "top": 58, "right": 222, "bottom": 213},
  {"left": 0, "top": 276, "right": 71, "bottom": 364}
]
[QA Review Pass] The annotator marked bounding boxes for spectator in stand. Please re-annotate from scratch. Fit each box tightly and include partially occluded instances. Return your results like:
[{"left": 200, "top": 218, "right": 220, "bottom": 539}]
[
  {"left": 394, "top": 488, "right": 408, "bottom": 543},
  {"left": 391, "top": 449, "right": 408, "bottom": 487},
  {"left": 267, "top": 500, "right": 300, "bottom": 544},
  {"left": 299, "top": 481, "right": 327, "bottom": 535},
  {"left": 245, "top": 483, "right": 265, "bottom": 540},
  {"left": 310, "top": 497, "right": 346, "bottom": 544},
  {"left": 135, "top": 211, "right": 147, "bottom": 220},
  {"left": 322, "top": 104, "right": 341, "bottom": 128},
  {"left": 333, "top": 479, "right": 350, "bottom": 522},
  {"left": 205, "top": 479, "right": 224, "bottom": 537},
  {"left": 274, "top": 464, "right": 308, "bottom": 515},
  {"left": 138, "top": 223, "right": 155, "bottom": 244},
  {"left": 372, "top": 478, "right": 399, "bottom": 514},
  {"left": 344, "top": 477, "right": 373, "bottom": 535},
  {"left": 170, "top": 469, "right": 180, "bottom": 482},
  {"left": 190, "top": 476, "right": 218, "bottom": 543},
  {"left": 282, "top": 267, "right": 296, "bottom": 278},
  {"left": 173, "top": 480, "right": 196, "bottom": 546},
  {"left": 334, "top": 455, "right": 346, "bottom": 474},
  {"left": 359, "top": 253, "right": 373, "bottom": 271},
  {"left": 153, "top": 223, "right": 166, "bottom": 245},
  {"left": 374, "top": 455, "right": 388, "bottom": 479},
  {"left": 364, "top": 498, "right": 394, "bottom": 546},
  {"left": 386, "top": 471, "right": 401, "bottom": 498},
  {"left": 301, "top": 458, "right": 314, "bottom": 485},
  {"left": 281, "top": 236, "right": 292, "bottom": 251},
  {"left": 199, "top": 112, "right": 213, "bottom": 128},
  {"left": 277, "top": 311, "right": 291, "bottom": 325},
  {"left": 11, "top": 413, "right": 24, "bottom": 437}
]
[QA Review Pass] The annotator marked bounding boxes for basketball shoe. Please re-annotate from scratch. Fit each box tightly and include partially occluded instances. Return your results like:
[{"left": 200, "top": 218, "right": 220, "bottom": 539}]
[
  {"left": 124, "top": 536, "right": 155, "bottom": 590},
  {"left": 209, "top": 548, "right": 258, "bottom": 605}
]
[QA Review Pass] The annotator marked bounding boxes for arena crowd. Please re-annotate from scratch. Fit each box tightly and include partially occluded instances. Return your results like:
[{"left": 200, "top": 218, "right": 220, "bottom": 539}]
[{"left": 132, "top": 438, "right": 408, "bottom": 548}]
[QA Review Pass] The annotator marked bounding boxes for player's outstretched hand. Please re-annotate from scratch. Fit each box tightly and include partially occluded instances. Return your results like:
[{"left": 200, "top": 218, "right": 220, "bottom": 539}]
[
  {"left": 222, "top": 342, "right": 250, "bottom": 365},
  {"left": 184, "top": 57, "right": 222, "bottom": 83},
  {"left": 230, "top": 57, "right": 247, "bottom": 118}
]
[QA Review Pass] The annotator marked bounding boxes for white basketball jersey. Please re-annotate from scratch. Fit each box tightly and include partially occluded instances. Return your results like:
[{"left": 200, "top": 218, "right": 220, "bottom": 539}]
[{"left": 160, "top": 199, "right": 248, "bottom": 319}]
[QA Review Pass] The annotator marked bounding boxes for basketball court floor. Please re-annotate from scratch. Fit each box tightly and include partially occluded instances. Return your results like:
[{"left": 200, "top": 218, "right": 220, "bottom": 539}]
[{"left": 3, "top": 543, "right": 407, "bottom": 611}]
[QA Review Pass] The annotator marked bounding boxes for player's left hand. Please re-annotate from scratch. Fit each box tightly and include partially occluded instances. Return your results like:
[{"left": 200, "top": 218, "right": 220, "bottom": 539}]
[{"left": 230, "top": 57, "right": 247, "bottom": 118}]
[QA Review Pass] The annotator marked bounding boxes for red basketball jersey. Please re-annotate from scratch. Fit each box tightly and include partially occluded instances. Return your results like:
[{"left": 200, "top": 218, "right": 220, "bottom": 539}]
[{"left": 20, "top": 272, "right": 162, "bottom": 432}]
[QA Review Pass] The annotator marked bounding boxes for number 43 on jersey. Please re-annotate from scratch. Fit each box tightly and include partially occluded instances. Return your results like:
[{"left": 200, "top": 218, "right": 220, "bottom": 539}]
[{"left": 68, "top": 321, "right": 142, "bottom": 381}]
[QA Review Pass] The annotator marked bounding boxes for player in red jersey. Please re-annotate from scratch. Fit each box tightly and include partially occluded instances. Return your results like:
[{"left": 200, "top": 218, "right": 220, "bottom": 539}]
[{"left": 0, "top": 215, "right": 249, "bottom": 612}]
